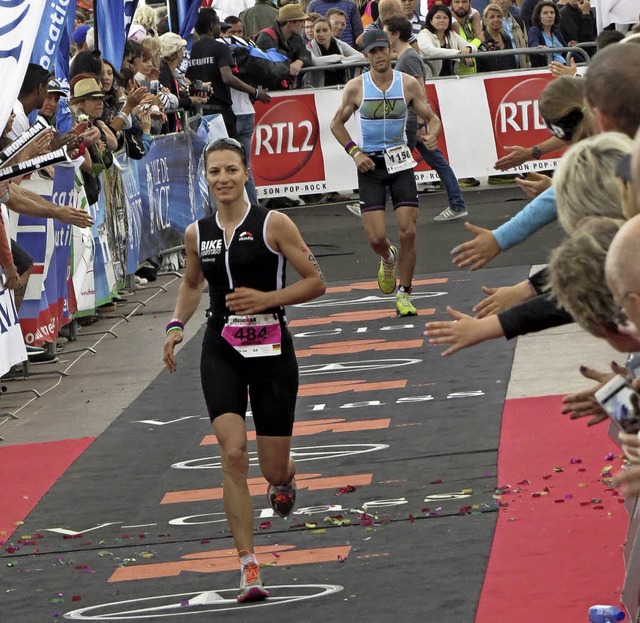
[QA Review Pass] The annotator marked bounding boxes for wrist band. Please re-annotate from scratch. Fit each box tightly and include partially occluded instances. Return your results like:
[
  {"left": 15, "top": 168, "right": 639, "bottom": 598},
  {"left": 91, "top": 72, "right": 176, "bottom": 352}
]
[
  {"left": 344, "top": 141, "right": 357, "bottom": 154},
  {"left": 348, "top": 145, "right": 360, "bottom": 157},
  {"left": 166, "top": 319, "right": 184, "bottom": 335}
]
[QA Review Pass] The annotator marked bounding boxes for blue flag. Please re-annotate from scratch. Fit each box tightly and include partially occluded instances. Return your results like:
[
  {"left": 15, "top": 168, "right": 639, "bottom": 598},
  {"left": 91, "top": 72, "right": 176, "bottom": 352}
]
[
  {"left": 30, "top": 0, "right": 78, "bottom": 72},
  {"left": 95, "top": 0, "right": 126, "bottom": 70}
]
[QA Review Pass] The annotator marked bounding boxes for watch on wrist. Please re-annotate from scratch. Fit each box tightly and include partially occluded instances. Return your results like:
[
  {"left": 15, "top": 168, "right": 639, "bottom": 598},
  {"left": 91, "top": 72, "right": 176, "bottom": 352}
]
[{"left": 532, "top": 145, "right": 542, "bottom": 159}]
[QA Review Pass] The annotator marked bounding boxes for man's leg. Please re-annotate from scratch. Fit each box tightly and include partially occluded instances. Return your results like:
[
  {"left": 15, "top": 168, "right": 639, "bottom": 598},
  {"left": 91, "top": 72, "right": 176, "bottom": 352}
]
[{"left": 395, "top": 205, "right": 419, "bottom": 290}]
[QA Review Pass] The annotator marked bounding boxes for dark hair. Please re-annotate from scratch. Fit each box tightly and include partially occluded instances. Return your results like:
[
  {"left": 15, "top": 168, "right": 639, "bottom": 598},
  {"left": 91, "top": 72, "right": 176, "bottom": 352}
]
[
  {"left": 585, "top": 42, "right": 640, "bottom": 139},
  {"left": 123, "top": 39, "right": 143, "bottom": 64},
  {"left": 424, "top": 4, "right": 453, "bottom": 36},
  {"left": 70, "top": 49, "right": 103, "bottom": 80},
  {"left": 595, "top": 30, "right": 625, "bottom": 51},
  {"left": 157, "top": 16, "right": 170, "bottom": 36},
  {"left": 224, "top": 15, "right": 242, "bottom": 26},
  {"left": 326, "top": 7, "right": 347, "bottom": 19},
  {"left": 531, "top": 0, "right": 559, "bottom": 30},
  {"left": 384, "top": 15, "right": 413, "bottom": 42},
  {"left": 204, "top": 138, "right": 248, "bottom": 168},
  {"left": 194, "top": 8, "right": 219, "bottom": 35},
  {"left": 19, "top": 63, "right": 51, "bottom": 98}
]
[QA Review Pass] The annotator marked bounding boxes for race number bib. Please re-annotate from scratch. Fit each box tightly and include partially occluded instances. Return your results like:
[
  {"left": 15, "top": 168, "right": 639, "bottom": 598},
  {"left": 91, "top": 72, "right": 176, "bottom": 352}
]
[
  {"left": 384, "top": 144, "right": 416, "bottom": 174},
  {"left": 221, "top": 314, "right": 282, "bottom": 358}
]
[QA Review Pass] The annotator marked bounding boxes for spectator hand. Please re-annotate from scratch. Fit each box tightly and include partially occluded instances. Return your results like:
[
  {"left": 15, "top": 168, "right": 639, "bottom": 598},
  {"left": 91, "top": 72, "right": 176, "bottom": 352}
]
[
  {"left": 515, "top": 172, "right": 553, "bottom": 198},
  {"left": 225, "top": 287, "right": 271, "bottom": 315},
  {"left": 473, "top": 282, "right": 533, "bottom": 319},
  {"left": 494, "top": 145, "right": 533, "bottom": 170},
  {"left": 577, "top": 0, "right": 591, "bottom": 14},
  {"left": 2, "top": 262, "right": 19, "bottom": 290},
  {"left": 163, "top": 330, "right": 183, "bottom": 374},
  {"left": 125, "top": 86, "right": 149, "bottom": 111},
  {"left": 451, "top": 222, "right": 501, "bottom": 270},
  {"left": 81, "top": 126, "right": 101, "bottom": 147},
  {"left": 561, "top": 364, "right": 620, "bottom": 426},
  {"left": 137, "top": 108, "right": 152, "bottom": 134},
  {"left": 619, "top": 429, "right": 640, "bottom": 464},
  {"left": 22, "top": 129, "right": 53, "bottom": 160},
  {"left": 424, "top": 306, "right": 498, "bottom": 357},
  {"left": 256, "top": 87, "right": 271, "bottom": 104},
  {"left": 58, "top": 206, "right": 94, "bottom": 228},
  {"left": 549, "top": 58, "right": 577, "bottom": 78},
  {"left": 419, "top": 133, "right": 438, "bottom": 150},
  {"left": 613, "top": 464, "right": 640, "bottom": 497},
  {"left": 189, "top": 95, "right": 209, "bottom": 107},
  {"left": 289, "top": 60, "right": 304, "bottom": 77}
]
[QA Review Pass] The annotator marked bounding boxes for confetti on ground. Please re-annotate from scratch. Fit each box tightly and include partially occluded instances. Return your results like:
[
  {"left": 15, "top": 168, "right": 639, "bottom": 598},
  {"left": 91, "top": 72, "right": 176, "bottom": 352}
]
[{"left": 336, "top": 485, "right": 356, "bottom": 496}]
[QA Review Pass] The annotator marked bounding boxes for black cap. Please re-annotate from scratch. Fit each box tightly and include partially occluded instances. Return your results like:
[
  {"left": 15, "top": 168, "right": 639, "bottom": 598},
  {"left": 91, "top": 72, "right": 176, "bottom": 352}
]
[
  {"left": 616, "top": 153, "right": 632, "bottom": 183},
  {"left": 220, "top": 21, "right": 231, "bottom": 31},
  {"left": 362, "top": 29, "right": 389, "bottom": 53}
]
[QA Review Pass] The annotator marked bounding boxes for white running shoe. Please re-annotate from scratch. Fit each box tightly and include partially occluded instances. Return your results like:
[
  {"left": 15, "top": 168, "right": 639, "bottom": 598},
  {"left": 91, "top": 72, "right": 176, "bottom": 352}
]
[
  {"left": 346, "top": 203, "right": 362, "bottom": 218},
  {"left": 433, "top": 207, "right": 468, "bottom": 222}
]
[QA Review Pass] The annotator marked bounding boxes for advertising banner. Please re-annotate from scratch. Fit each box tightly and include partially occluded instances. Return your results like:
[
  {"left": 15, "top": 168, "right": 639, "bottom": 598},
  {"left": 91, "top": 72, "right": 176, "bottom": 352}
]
[
  {"left": 12, "top": 165, "right": 76, "bottom": 345},
  {"left": 30, "top": 0, "right": 77, "bottom": 71},
  {"left": 253, "top": 69, "right": 565, "bottom": 197},
  {"left": 0, "top": 206, "right": 26, "bottom": 375}
]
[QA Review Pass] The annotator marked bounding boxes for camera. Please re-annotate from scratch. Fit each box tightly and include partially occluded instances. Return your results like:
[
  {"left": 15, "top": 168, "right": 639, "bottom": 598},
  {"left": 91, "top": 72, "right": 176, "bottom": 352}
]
[
  {"left": 190, "top": 80, "right": 212, "bottom": 95},
  {"left": 595, "top": 375, "right": 640, "bottom": 433}
]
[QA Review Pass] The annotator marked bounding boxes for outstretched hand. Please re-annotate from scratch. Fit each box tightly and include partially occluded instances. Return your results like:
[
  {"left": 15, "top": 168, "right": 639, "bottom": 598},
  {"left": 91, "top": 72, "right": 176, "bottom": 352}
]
[
  {"left": 473, "top": 282, "right": 533, "bottom": 319},
  {"left": 424, "top": 306, "right": 502, "bottom": 356},
  {"left": 451, "top": 222, "right": 501, "bottom": 271},
  {"left": 561, "top": 364, "right": 620, "bottom": 426}
]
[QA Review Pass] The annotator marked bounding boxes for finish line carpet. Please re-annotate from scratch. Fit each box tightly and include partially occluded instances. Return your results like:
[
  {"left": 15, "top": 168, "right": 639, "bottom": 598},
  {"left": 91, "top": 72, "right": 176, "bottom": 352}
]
[{"left": 0, "top": 266, "right": 627, "bottom": 621}]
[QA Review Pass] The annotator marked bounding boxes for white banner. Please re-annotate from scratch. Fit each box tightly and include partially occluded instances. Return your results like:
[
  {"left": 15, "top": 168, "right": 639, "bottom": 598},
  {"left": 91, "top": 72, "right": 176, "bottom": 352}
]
[
  {"left": 0, "top": 205, "right": 26, "bottom": 376},
  {"left": 0, "top": 0, "right": 47, "bottom": 137},
  {"left": 252, "top": 69, "right": 563, "bottom": 198}
]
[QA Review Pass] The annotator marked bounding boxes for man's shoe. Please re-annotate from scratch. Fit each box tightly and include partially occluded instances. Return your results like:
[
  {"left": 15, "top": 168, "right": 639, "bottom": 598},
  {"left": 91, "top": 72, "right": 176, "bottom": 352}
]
[
  {"left": 237, "top": 563, "right": 269, "bottom": 603},
  {"left": 396, "top": 291, "right": 417, "bottom": 317},
  {"left": 458, "top": 177, "right": 480, "bottom": 188},
  {"left": 346, "top": 202, "right": 362, "bottom": 218},
  {"left": 433, "top": 207, "right": 468, "bottom": 222},
  {"left": 377, "top": 245, "right": 397, "bottom": 294},
  {"left": 487, "top": 174, "right": 517, "bottom": 185},
  {"left": 267, "top": 480, "right": 297, "bottom": 518}
]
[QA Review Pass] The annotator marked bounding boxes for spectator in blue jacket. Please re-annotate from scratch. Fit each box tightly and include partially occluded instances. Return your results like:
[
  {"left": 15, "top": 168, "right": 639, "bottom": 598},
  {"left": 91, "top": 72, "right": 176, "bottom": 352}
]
[{"left": 307, "top": 0, "right": 364, "bottom": 47}]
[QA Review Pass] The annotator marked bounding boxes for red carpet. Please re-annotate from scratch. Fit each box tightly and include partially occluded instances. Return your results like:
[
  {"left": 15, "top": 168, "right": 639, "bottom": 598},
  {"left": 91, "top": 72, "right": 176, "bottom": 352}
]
[
  {"left": 476, "top": 395, "right": 628, "bottom": 622},
  {"left": 0, "top": 438, "right": 94, "bottom": 542}
]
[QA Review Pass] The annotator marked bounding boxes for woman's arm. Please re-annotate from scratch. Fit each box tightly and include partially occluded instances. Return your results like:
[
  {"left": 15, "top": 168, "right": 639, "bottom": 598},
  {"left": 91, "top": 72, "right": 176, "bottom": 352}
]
[{"left": 225, "top": 211, "right": 326, "bottom": 315}]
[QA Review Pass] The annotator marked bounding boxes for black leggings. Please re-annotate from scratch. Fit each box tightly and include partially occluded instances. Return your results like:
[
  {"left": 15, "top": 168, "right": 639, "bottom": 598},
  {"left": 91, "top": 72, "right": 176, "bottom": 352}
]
[{"left": 200, "top": 323, "right": 298, "bottom": 436}]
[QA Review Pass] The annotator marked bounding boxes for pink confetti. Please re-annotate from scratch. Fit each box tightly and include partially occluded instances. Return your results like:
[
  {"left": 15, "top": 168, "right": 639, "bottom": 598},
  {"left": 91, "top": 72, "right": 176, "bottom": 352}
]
[
  {"left": 259, "top": 521, "right": 272, "bottom": 530},
  {"left": 272, "top": 551, "right": 280, "bottom": 558},
  {"left": 570, "top": 458, "right": 583, "bottom": 464},
  {"left": 408, "top": 514, "right": 415, "bottom": 523},
  {"left": 337, "top": 555, "right": 347, "bottom": 563},
  {"left": 604, "top": 452, "right": 615, "bottom": 461}
]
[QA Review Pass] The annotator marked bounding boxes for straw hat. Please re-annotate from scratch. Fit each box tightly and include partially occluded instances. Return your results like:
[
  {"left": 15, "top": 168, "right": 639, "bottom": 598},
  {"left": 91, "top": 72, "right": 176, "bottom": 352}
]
[
  {"left": 278, "top": 4, "right": 308, "bottom": 22},
  {"left": 70, "top": 77, "right": 104, "bottom": 104}
]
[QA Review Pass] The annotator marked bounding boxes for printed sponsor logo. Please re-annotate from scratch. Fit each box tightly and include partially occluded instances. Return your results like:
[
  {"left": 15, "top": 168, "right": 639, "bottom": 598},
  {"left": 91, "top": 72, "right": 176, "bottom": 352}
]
[
  {"left": 252, "top": 95, "right": 325, "bottom": 185},
  {"left": 238, "top": 230, "right": 253, "bottom": 242},
  {"left": 484, "top": 75, "right": 564, "bottom": 161},
  {"left": 200, "top": 239, "right": 222, "bottom": 256}
]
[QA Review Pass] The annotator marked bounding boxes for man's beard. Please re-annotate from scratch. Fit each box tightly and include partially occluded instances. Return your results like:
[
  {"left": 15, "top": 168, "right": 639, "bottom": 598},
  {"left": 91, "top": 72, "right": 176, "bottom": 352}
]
[{"left": 454, "top": 8, "right": 469, "bottom": 18}]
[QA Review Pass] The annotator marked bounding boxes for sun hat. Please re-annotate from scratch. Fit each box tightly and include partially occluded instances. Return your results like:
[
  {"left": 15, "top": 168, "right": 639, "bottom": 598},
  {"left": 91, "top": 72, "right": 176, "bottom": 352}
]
[
  {"left": 70, "top": 77, "right": 104, "bottom": 104},
  {"left": 159, "top": 32, "right": 188, "bottom": 59},
  {"left": 278, "top": 4, "right": 308, "bottom": 21}
]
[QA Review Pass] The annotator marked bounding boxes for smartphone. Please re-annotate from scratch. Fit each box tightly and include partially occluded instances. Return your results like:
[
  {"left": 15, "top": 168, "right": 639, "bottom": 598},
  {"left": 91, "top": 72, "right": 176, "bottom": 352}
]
[
  {"left": 149, "top": 80, "right": 159, "bottom": 95},
  {"left": 595, "top": 375, "right": 640, "bottom": 433}
]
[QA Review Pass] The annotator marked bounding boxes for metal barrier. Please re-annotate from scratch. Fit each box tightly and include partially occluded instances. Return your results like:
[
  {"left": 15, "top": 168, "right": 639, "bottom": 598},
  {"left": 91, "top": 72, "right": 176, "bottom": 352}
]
[{"left": 298, "top": 42, "right": 593, "bottom": 81}]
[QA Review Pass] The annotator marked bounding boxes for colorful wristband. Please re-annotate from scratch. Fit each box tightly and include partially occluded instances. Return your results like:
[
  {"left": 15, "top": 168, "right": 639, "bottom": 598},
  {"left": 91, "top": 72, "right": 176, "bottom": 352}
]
[
  {"left": 166, "top": 319, "right": 184, "bottom": 335},
  {"left": 344, "top": 141, "right": 357, "bottom": 154},
  {"left": 348, "top": 145, "right": 361, "bottom": 157}
]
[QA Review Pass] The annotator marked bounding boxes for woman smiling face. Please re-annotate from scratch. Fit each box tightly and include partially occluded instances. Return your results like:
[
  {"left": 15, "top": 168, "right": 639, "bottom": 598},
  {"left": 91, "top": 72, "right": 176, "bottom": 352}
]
[{"left": 430, "top": 9, "right": 451, "bottom": 34}]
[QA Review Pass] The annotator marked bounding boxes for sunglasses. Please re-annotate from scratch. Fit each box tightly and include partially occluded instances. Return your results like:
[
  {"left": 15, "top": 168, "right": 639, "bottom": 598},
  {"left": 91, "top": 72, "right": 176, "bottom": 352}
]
[
  {"left": 207, "top": 137, "right": 245, "bottom": 153},
  {"left": 544, "top": 107, "right": 584, "bottom": 141}
]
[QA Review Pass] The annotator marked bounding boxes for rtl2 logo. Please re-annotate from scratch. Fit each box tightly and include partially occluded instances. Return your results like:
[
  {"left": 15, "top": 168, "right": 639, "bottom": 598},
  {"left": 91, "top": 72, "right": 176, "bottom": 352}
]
[{"left": 251, "top": 94, "right": 325, "bottom": 185}]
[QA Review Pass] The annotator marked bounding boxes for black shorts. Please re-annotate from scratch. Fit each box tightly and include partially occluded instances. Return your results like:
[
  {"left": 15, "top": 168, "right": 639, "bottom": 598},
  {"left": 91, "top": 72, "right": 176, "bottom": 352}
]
[
  {"left": 200, "top": 322, "right": 298, "bottom": 436},
  {"left": 357, "top": 157, "right": 419, "bottom": 213},
  {"left": 10, "top": 240, "right": 33, "bottom": 276}
]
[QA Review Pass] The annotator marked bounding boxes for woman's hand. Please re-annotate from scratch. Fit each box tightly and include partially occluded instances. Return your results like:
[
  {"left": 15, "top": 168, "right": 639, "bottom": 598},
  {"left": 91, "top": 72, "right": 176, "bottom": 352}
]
[
  {"left": 515, "top": 172, "right": 552, "bottom": 198},
  {"left": 163, "top": 330, "right": 184, "bottom": 373},
  {"left": 473, "top": 282, "right": 534, "bottom": 319},
  {"left": 226, "top": 287, "right": 273, "bottom": 315},
  {"left": 561, "top": 364, "right": 620, "bottom": 426},
  {"left": 451, "top": 222, "right": 501, "bottom": 271}
]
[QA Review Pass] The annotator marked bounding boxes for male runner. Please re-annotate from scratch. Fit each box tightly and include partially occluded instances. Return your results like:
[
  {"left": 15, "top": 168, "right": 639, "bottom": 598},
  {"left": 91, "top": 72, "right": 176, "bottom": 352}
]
[{"left": 330, "top": 29, "right": 439, "bottom": 316}]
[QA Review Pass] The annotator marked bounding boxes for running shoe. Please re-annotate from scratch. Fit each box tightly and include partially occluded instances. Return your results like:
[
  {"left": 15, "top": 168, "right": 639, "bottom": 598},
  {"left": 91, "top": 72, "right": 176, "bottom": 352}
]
[
  {"left": 396, "top": 291, "right": 417, "bottom": 317},
  {"left": 433, "top": 207, "right": 468, "bottom": 222},
  {"left": 237, "top": 563, "right": 269, "bottom": 603},
  {"left": 346, "top": 202, "right": 362, "bottom": 218},
  {"left": 457, "top": 177, "right": 480, "bottom": 188},
  {"left": 487, "top": 174, "right": 517, "bottom": 185},
  {"left": 377, "top": 245, "right": 398, "bottom": 294},
  {"left": 267, "top": 480, "right": 297, "bottom": 518}
]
